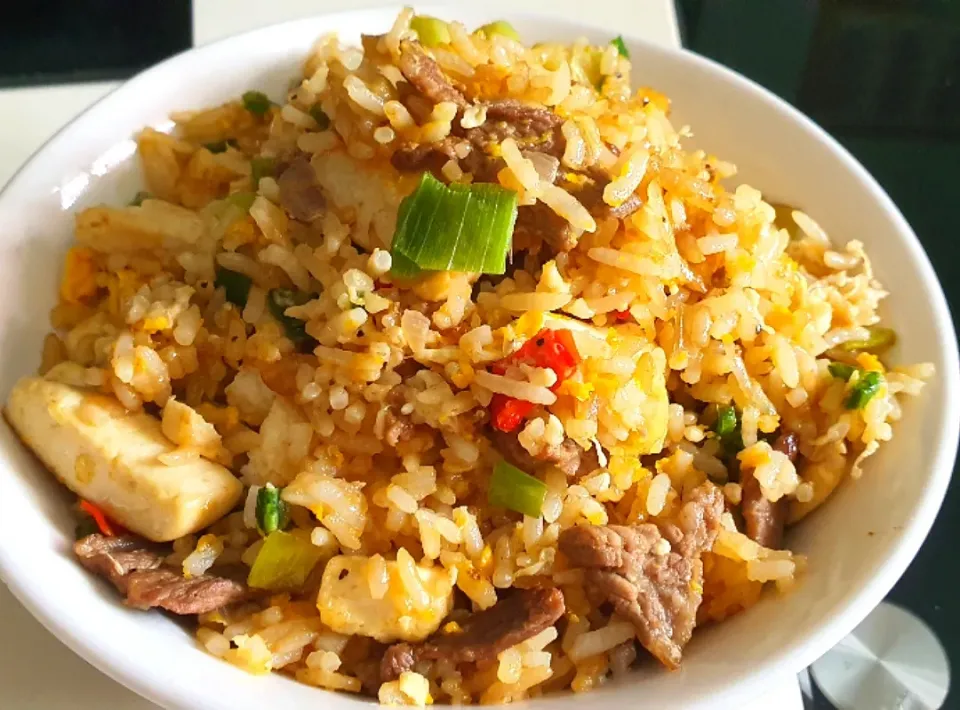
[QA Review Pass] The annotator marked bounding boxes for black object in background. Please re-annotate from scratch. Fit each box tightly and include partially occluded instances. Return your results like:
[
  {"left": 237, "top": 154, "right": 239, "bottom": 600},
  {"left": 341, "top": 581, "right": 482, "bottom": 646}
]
[
  {"left": 678, "top": 1, "right": 960, "bottom": 708},
  {"left": 0, "top": 0, "right": 192, "bottom": 88}
]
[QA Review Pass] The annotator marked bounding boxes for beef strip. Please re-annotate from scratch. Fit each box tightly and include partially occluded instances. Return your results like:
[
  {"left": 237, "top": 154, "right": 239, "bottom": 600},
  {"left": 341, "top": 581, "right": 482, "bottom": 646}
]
[
  {"left": 380, "top": 587, "right": 565, "bottom": 681},
  {"left": 463, "top": 101, "right": 565, "bottom": 159},
  {"left": 75, "top": 534, "right": 251, "bottom": 615},
  {"left": 397, "top": 40, "right": 468, "bottom": 108},
  {"left": 276, "top": 155, "right": 326, "bottom": 222},
  {"left": 489, "top": 428, "right": 600, "bottom": 478},
  {"left": 740, "top": 432, "right": 798, "bottom": 549},
  {"left": 558, "top": 484, "right": 724, "bottom": 670},
  {"left": 390, "top": 137, "right": 466, "bottom": 177}
]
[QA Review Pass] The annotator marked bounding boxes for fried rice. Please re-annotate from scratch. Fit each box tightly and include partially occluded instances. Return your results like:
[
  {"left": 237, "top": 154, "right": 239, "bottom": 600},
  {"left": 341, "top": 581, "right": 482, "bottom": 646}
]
[{"left": 6, "top": 8, "right": 934, "bottom": 706}]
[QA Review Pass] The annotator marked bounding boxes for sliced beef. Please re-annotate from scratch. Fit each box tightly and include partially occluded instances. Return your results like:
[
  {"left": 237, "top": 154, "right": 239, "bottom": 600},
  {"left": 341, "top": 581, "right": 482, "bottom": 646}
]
[
  {"left": 513, "top": 201, "right": 578, "bottom": 253},
  {"left": 397, "top": 40, "right": 467, "bottom": 108},
  {"left": 390, "top": 136, "right": 466, "bottom": 177},
  {"left": 463, "top": 114, "right": 564, "bottom": 160},
  {"left": 484, "top": 99, "right": 563, "bottom": 133},
  {"left": 380, "top": 587, "right": 565, "bottom": 681},
  {"left": 276, "top": 155, "right": 326, "bottom": 222},
  {"left": 75, "top": 534, "right": 251, "bottom": 615},
  {"left": 741, "top": 432, "right": 798, "bottom": 549},
  {"left": 489, "top": 428, "right": 600, "bottom": 478},
  {"left": 558, "top": 484, "right": 724, "bottom": 670}
]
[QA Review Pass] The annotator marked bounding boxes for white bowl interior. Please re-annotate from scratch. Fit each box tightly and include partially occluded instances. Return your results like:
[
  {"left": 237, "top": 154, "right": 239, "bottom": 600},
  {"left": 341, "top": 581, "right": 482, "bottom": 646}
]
[{"left": 0, "top": 6, "right": 956, "bottom": 710}]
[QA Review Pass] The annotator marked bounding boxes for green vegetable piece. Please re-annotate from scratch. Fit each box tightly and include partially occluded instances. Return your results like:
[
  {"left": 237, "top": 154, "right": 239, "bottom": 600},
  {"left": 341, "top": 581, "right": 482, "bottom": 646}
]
[
  {"left": 129, "top": 191, "right": 151, "bottom": 207},
  {"left": 267, "top": 288, "right": 319, "bottom": 352},
  {"left": 255, "top": 485, "right": 289, "bottom": 535},
  {"left": 242, "top": 90, "right": 272, "bottom": 116},
  {"left": 712, "top": 405, "right": 744, "bottom": 456},
  {"left": 309, "top": 105, "right": 331, "bottom": 130},
  {"left": 226, "top": 191, "right": 257, "bottom": 211},
  {"left": 611, "top": 35, "right": 629, "bottom": 58},
  {"left": 837, "top": 326, "right": 897, "bottom": 354},
  {"left": 390, "top": 172, "right": 518, "bottom": 276},
  {"left": 488, "top": 460, "right": 548, "bottom": 518},
  {"left": 204, "top": 140, "right": 229, "bottom": 153},
  {"left": 828, "top": 362, "right": 857, "bottom": 381},
  {"left": 215, "top": 267, "right": 253, "bottom": 307},
  {"left": 713, "top": 405, "right": 737, "bottom": 438},
  {"left": 845, "top": 371, "right": 883, "bottom": 410},
  {"left": 75, "top": 517, "right": 99, "bottom": 540},
  {"left": 247, "top": 531, "right": 323, "bottom": 591},
  {"left": 250, "top": 157, "right": 276, "bottom": 188},
  {"left": 477, "top": 20, "right": 520, "bottom": 42},
  {"left": 411, "top": 15, "right": 451, "bottom": 47}
]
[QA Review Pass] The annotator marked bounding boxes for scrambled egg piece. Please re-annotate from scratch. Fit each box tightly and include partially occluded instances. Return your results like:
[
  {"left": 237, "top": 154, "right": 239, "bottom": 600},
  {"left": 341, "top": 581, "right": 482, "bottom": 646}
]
[{"left": 317, "top": 554, "right": 455, "bottom": 643}]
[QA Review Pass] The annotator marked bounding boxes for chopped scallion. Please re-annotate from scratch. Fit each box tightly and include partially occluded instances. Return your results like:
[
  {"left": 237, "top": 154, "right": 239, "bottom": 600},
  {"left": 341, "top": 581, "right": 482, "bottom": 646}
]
[
  {"left": 251, "top": 157, "right": 276, "bottom": 188},
  {"left": 488, "top": 460, "right": 547, "bottom": 518},
  {"left": 309, "top": 105, "right": 330, "bottom": 130},
  {"left": 837, "top": 326, "right": 897, "bottom": 354},
  {"left": 226, "top": 191, "right": 257, "bottom": 211},
  {"left": 247, "top": 531, "right": 323, "bottom": 591},
  {"left": 411, "top": 15, "right": 451, "bottom": 47},
  {"left": 204, "top": 140, "right": 229, "bottom": 153},
  {"left": 242, "top": 90, "right": 272, "bottom": 116},
  {"left": 267, "top": 288, "right": 318, "bottom": 352},
  {"left": 129, "top": 191, "right": 151, "bottom": 207},
  {"left": 828, "top": 362, "right": 857, "bottom": 381},
  {"left": 713, "top": 405, "right": 744, "bottom": 455},
  {"left": 390, "top": 172, "right": 518, "bottom": 277},
  {"left": 611, "top": 35, "right": 629, "bottom": 58},
  {"left": 845, "top": 371, "right": 883, "bottom": 410},
  {"left": 714, "top": 405, "right": 738, "bottom": 438},
  {"left": 255, "top": 484, "right": 289, "bottom": 535},
  {"left": 477, "top": 20, "right": 520, "bottom": 42},
  {"left": 215, "top": 267, "right": 253, "bottom": 307}
]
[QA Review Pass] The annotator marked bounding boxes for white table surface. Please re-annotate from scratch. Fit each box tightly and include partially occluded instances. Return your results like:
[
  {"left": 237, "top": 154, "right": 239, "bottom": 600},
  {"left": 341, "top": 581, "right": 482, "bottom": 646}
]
[{"left": 0, "top": 1, "right": 802, "bottom": 707}]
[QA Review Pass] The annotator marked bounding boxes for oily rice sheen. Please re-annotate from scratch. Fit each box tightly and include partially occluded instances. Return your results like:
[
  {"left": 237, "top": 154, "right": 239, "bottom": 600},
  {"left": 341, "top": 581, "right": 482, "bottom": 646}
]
[{"left": 13, "top": 8, "right": 933, "bottom": 706}]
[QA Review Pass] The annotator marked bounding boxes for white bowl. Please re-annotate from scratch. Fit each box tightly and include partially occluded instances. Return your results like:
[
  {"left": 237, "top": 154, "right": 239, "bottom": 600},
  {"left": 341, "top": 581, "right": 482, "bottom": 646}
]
[{"left": 0, "top": 6, "right": 956, "bottom": 709}]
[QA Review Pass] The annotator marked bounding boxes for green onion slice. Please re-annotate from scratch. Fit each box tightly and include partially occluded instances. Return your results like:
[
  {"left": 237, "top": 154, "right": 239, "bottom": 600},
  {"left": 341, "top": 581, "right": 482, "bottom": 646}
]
[
  {"left": 247, "top": 531, "right": 323, "bottom": 591},
  {"left": 488, "top": 460, "right": 548, "bottom": 518},
  {"left": 204, "top": 140, "right": 228, "bottom": 154},
  {"left": 828, "top": 362, "right": 857, "bottom": 381},
  {"left": 226, "top": 191, "right": 257, "bottom": 211},
  {"left": 611, "top": 35, "right": 629, "bottom": 58},
  {"left": 411, "top": 15, "right": 451, "bottom": 47},
  {"left": 215, "top": 267, "right": 253, "bottom": 307},
  {"left": 390, "top": 172, "right": 518, "bottom": 277},
  {"left": 129, "top": 191, "right": 151, "bottom": 207},
  {"left": 242, "top": 90, "right": 272, "bottom": 116},
  {"left": 268, "top": 288, "right": 318, "bottom": 352},
  {"left": 712, "top": 405, "right": 744, "bottom": 456},
  {"left": 845, "top": 370, "right": 883, "bottom": 410},
  {"left": 255, "top": 484, "right": 289, "bottom": 535},
  {"left": 837, "top": 326, "right": 897, "bottom": 354},
  {"left": 251, "top": 157, "right": 276, "bottom": 188},
  {"left": 477, "top": 20, "right": 520, "bottom": 42},
  {"left": 309, "top": 106, "right": 331, "bottom": 130}
]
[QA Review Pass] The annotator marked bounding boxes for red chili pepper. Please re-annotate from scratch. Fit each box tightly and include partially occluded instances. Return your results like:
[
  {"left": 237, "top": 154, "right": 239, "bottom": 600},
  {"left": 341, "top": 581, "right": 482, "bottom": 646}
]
[
  {"left": 613, "top": 309, "right": 631, "bottom": 322},
  {"left": 80, "top": 500, "right": 116, "bottom": 537},
  {"left": 488, "top": 329, "right": 582, "bottom": 433},
  {"left": 490, "top": 394, "right": 536, "bottom": 432}
]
